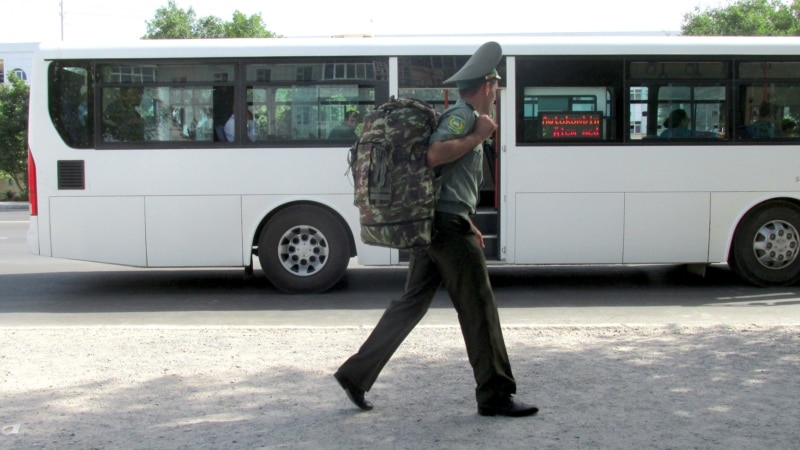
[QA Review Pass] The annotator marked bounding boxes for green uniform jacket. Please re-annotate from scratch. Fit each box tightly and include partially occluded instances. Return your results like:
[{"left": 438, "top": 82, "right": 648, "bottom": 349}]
[{"left": 429, "top": 99, "right": 483, "bottom": 218}]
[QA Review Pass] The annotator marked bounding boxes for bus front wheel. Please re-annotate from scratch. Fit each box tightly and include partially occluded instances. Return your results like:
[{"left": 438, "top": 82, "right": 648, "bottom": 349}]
[
  {"left": 729, "top": 201, "right": 800, "bottom": 287},
  {"left": 258, "top": 205, "right": 349, "bottom": 294}
]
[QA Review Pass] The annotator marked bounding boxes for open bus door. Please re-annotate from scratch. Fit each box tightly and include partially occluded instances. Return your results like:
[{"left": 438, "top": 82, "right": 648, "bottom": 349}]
[{"left": 472, "top": 87, "right": 502, "bottom": 261}]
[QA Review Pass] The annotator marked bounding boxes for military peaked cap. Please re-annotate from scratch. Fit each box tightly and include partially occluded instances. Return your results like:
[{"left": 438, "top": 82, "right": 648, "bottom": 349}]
[{"left": 444, "top": 41, "right": 503, "bottom": 89}]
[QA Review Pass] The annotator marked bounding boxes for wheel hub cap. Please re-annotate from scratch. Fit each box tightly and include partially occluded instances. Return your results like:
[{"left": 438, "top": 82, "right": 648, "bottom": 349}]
[
  {"left": 278, "top": 226, "right": 329, "bottom": 276},
  {"left": 753, "top": 220, "right": 799, "bottom": 269}
]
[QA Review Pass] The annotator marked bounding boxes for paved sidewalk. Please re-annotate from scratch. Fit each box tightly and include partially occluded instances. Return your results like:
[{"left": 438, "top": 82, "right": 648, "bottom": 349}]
[{"left": 2, "top": 324, "right": 799, "bottom": 449}]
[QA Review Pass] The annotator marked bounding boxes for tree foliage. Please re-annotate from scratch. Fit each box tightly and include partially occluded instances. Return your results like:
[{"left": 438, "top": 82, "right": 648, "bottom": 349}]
[
  {"left": 0, "top": 72, "right": 29, "bottom": 197},
  {"left": 682, "top": 0, "right": 800, "bottom": 35},
  {"left": 143, "top": 0, "right": 278, "bottom": 39},
  {"left": 0, "top": 73, "right": 30, "bottom": 196}
]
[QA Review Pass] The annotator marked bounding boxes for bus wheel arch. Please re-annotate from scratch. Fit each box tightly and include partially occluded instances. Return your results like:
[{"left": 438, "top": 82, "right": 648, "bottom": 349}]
[
  {"left": 729, "top": 199, "right": 800, "bottom": 287},
  {"left": 256, "top": 202, "right": 354, "bottom": 294}
]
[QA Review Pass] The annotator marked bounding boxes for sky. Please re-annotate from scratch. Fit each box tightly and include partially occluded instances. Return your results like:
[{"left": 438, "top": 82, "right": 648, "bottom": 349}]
[{"left": 0, "top": 0, "right": 724, "bottom": 43}]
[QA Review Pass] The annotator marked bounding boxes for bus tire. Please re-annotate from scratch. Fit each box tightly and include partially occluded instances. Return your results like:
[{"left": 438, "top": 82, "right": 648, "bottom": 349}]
[
  {"left": 258, "top": 205, "right": 349, "bottom": 294},
  {"left": 729, "top": 201, "right": 800, "bottom": 287}
]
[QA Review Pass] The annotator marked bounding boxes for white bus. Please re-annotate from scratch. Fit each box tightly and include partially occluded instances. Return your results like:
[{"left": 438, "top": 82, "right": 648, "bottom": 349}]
[{"left": 27, "top": 35, "right": 800, "bottom": 293}]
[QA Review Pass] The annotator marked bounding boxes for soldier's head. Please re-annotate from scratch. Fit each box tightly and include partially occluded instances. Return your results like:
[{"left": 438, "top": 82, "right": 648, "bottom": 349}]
[{"left": 444, "top": 41, "right": 502, "bottom": 113}]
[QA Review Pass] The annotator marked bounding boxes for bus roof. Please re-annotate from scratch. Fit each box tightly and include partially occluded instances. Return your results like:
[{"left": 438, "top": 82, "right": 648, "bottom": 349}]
[{"left": 36, "top": 35, "right": 800, "bottom": 60}]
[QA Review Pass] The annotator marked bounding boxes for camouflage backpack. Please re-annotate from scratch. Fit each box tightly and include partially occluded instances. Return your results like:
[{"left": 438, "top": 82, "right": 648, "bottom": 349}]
[{"left": 348, "top": 97, "right": 439, "bottom": 249}]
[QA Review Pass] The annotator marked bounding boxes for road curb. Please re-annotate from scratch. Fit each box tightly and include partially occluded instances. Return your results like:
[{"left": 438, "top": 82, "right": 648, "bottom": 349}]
[{"left": 0, "top": 202, "right": 28, "bottom": 211}]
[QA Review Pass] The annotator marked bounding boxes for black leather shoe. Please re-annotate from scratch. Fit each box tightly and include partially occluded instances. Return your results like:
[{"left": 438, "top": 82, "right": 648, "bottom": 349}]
[
  {"left": 334, "top": 372, "right": 373, "bottom": 411},
  {"left": 478, "top": 397, "right": 539, "bottom": 417}
]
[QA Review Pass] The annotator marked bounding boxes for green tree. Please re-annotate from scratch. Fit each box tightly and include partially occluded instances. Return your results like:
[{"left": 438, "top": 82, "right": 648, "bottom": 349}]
[
  {"left": 143, "top": 0, "right": 196, "bottom": 39},
  {"left": 195, "top": 16, "right": 226, "bottom": 39},
  {"left": 0, "top": 72, "right": 29, "bottom": 198},
  {"left": 143, "top": 0, "right": 278, "bottom": 39},
  {"left": 682, "top": 0, "right": 800, "bottom": 35},
  {"left": 224, "top": 11, "right": 275, "bottom": 38}
]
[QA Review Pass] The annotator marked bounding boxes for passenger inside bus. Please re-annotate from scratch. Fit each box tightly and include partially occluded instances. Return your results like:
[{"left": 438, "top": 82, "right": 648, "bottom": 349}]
[
  {"left": 195, "top": 107, "right": 212, "bottom": 141},
  {"left": 328, "top": 110, "right": 361, "bottom": 140},
  {"left": 64, "top": 95, "right": 88, "bottom": 145},
  {"left": 745, "top": 103, "right": 779, "bottom": 139},
  {"left": 57, "top": 69, "right": 89, "bottom": 147},
  {"left": 222, "top": 104, "right": 255, "bottom": 142},
  {"left": 102, "top": 87, "right": 145, "bottom": 142},
  {"left": 659, "top": 108, "right": 716, "bottom": 138},
  {"left": 782, "top": 118, "right": 797, "bottom": 138}
]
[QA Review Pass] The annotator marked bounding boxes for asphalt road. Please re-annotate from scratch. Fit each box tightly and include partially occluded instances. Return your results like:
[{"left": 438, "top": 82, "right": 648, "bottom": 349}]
[{"left": 2, "top": 208, "right": 800, "bottom": 328}]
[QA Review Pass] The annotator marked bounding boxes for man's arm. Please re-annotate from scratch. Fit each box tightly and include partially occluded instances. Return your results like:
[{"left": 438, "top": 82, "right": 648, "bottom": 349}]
[{"left": 426, "top": 114, "right": 497, "bottom": 168}]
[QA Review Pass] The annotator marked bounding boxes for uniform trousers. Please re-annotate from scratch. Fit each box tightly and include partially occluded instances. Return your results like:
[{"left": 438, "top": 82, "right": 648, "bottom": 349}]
[{"left": 337, "top": 212, "right": 517, "bottom": 404}]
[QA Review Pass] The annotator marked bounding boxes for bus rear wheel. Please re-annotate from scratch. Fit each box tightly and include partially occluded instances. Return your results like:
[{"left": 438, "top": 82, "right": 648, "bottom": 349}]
[
  {"left": 729, "top": 201, "right": 800, "bottom": 287},
  {"left": 258, "top": 205, "right": 349, "bottom": 294}
]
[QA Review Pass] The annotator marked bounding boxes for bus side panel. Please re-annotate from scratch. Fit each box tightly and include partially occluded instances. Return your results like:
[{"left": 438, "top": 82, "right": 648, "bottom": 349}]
[
  {"left": 623, "top": 192, "right": 710, "bottom": 263},
  {"left": 514, "top": 192, "right": 624, "bottom": 264},
  {"left": 26, "top": 216, "right": 40, "bottom": 255},
  {"left": 145, "top": 195, "right": 243, "bottom": 267},
  {"left": 50, "top": 196, "right": 147, "bottom": 266}
]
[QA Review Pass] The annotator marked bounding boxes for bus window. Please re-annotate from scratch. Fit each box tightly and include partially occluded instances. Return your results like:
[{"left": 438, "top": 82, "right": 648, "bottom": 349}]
[
  {"left": 516, "top": 57, "right": 622, "bottom": 144},
  {"left": 96, "top": 63, "right": 234, "bottom": 144},
  {"left": 629, "top": 86, "right": 648, "bottom": 139},
  {"left": 48, "top": 62, "right": 92, "bottom": 148},
  {"left": 397, "top": 87, "right": 460, "bottom": 113},
  {"left": 245, "top": 59, "right": 387, "bottom": 143},
  {"left": 244, "top": 84, "right": 376, "bottom": 142},
  {"left": 737, "top": 61, "right": 800, "bottom": 140},
  {"left": 398, "top": 55, "right": 475, "bottom": 113},
  {"left": 628, "top": 61, "right": 729, "bottom": 140},
  {"left": 653, "top": 85, "right": 726, "bottom": 139}
]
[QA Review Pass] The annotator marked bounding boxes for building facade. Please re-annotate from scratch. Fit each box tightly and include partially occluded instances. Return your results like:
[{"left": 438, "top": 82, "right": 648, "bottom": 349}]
[{"left": 0, "top": 42, "right": 36, "bottom": 85}]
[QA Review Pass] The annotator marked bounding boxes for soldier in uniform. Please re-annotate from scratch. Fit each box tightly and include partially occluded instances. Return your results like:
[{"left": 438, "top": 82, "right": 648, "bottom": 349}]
[{"left": 334, "top": 42, "right": 539, "bottom": 418}]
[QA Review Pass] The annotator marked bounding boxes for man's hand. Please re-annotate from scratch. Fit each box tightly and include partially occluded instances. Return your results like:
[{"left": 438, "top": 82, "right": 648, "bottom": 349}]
[
  {"left": 426, "top": 115, "right": 497, "bottom": 168},
  {"left": 474, "top": 114, "right": 497, "bottom": 142},
  {"left": 470, "top": 219, "right": 485, "bottom": 249}
]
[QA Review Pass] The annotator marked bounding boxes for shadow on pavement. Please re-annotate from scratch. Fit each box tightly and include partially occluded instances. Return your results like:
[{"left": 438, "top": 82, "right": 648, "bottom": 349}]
[{"left": 1, "top": 263, "right": 798, "bottom": 314}]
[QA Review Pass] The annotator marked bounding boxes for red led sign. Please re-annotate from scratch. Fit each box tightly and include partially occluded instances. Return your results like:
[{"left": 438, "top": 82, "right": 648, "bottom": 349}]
[{"left": 540, "top": 113, "right": 602, "bottom": 139}]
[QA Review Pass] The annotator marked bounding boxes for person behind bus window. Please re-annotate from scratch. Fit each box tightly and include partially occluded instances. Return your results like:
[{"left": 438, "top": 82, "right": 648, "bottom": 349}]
[
  {"left": 782, "top": 118, "right": 797, "bottom": 138},
  {"left": 64, "top": 94, "right": 88, "bottom": 145},
  {"left": 195, "top": 107, "right": 212, "bottom": 141},
  {"left": 102, "top": 87, "right": 145, "bottom": 142},
  {"left": 223, "top": 104, "right": 255, "bottom": 142},
  {"left": 328, "top": 110, "right": 360, "bottom": 140},
  {"left": 659, "top": 109, "right": 693, "bottom": 138},
  {"left": 746, "top": 103, "right": 778, "bottom": 139},
  {"left": 659, "top": 108, "right": 716, "bottom": 139}
]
